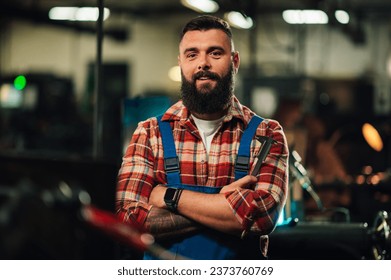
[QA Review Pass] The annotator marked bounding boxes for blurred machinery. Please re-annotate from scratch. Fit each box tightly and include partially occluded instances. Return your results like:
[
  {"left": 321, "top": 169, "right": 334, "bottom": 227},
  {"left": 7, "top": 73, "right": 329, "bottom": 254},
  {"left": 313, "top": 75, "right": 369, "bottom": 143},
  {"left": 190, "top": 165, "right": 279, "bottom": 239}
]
[
  {"left": 0, "top": 73, "right": 92, "bottom": 156},
  {"left": 0, "top": 155, "right": 119, "bottom": 259},
  {"left": 269, "top": 149, "right": 391, "bottom": 260},
  {"left": 269, "top": 212, "right": 390, "bottom": 260}
]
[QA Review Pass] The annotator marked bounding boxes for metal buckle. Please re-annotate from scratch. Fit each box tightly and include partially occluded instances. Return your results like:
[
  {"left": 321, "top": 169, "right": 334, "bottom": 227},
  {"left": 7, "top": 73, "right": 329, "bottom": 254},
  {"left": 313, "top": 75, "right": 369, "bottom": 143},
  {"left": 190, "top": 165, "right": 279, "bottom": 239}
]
[
  {"left": 235, "top": 155, "right": 249, "bottom": 172},
  {"left": 164, "top": 157, "right": 180, "bottom": 173}
]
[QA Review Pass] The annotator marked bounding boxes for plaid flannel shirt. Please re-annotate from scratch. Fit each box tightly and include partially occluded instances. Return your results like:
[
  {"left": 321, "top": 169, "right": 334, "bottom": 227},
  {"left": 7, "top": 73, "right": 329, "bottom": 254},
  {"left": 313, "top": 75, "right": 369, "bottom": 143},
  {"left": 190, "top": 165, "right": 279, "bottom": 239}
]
[{"left": 116, "top": 96, "right": 288, "bottom": 235}]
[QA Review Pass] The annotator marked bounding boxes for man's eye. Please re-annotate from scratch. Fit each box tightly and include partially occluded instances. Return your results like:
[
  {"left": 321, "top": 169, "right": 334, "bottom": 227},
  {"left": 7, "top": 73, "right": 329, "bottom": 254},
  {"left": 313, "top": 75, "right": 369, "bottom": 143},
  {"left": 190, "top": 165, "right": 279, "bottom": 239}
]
[
  {"left": 186, "top": 53, "right": 197, "bottom": 59},
  {"left": 210, "top": 51, "right": 222, "bottom": 57}
]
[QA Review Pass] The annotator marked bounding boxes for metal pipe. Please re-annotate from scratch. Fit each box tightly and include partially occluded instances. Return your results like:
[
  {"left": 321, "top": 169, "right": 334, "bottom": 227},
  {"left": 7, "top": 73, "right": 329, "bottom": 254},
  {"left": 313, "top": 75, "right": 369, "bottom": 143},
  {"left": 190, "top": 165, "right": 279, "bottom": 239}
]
[{"left": 93, "top": 0, "right": 104, "bottom": 159}]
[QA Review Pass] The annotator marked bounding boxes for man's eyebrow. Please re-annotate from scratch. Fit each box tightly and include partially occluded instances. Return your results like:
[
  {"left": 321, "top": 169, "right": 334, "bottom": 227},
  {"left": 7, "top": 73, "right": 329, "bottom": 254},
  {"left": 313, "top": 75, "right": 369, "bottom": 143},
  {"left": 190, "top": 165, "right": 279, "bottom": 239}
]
[
  {"left": 183, "top": 46, "right": 226, "bottom": 54},
  {"left": 207, "top": 46, "right": 225, "bottom": 52},
  {"left": 183, "top": 47, "right": 198, "bottom": 54}
]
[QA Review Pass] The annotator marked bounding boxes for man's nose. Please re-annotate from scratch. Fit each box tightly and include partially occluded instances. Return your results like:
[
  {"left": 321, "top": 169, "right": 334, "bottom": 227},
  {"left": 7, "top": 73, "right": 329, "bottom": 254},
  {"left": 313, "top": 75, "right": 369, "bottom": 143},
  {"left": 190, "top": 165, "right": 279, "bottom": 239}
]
[{"left": 197, "top": 54, "right": 211, "bottom": 70}]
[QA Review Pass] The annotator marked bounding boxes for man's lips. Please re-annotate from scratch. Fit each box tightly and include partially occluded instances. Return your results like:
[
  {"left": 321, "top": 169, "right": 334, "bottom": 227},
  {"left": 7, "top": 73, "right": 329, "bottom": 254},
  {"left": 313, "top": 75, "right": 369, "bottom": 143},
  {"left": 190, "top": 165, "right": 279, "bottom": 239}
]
[
  {"left": 198, "top": 76, "right": 213, "bottom": 80},
  {"left": 193, "top": 71, "right": 219, "bottom": 81}
]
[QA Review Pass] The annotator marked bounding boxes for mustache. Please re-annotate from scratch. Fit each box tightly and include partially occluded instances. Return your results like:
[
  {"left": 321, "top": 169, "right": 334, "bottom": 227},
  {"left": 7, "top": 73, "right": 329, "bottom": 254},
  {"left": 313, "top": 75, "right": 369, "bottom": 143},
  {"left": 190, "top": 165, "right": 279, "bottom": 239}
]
[{"left": 192, "top": 71, "right": 220, "bottom": 81}]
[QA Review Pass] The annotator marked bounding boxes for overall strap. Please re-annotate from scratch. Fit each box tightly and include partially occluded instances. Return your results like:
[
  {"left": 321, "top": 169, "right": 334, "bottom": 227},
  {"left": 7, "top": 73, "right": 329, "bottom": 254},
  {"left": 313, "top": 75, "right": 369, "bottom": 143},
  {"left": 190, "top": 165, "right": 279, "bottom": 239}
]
[
  {"left": 157, "top": 115, "right": 181, "bottom": 185},
  {"left": 234, "top": 115, "right": 264, "bottom": 180}
]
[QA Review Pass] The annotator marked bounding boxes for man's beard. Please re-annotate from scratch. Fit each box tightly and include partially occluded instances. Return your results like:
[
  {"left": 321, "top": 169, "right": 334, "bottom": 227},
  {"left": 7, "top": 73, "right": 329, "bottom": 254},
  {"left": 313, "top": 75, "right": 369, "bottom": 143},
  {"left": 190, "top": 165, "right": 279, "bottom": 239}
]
[{"left": 180, "top": 65, "right": 234, "bottom": 115}]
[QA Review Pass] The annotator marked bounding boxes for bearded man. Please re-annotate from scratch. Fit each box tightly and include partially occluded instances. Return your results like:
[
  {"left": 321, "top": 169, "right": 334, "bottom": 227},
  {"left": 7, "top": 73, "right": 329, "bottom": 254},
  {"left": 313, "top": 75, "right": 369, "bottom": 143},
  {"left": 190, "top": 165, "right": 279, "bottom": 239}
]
[{"left": 116, "top": 15, "right": 288, "bottom": 260}]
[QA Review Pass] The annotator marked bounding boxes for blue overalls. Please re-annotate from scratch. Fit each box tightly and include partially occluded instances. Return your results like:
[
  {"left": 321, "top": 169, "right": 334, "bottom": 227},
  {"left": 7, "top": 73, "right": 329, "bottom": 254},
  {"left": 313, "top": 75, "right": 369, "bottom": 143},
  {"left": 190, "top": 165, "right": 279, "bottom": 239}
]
[{"left": 144, "top": 115, "right": 263, "bottom": 260}]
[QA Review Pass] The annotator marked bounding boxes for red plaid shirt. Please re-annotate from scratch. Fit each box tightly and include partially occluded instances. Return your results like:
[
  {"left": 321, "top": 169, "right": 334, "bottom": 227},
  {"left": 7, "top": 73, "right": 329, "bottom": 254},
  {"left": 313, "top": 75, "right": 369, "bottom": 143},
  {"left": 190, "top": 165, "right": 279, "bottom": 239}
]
[{"left": 116, "top": 96, "right": 288, "bottom": 235}]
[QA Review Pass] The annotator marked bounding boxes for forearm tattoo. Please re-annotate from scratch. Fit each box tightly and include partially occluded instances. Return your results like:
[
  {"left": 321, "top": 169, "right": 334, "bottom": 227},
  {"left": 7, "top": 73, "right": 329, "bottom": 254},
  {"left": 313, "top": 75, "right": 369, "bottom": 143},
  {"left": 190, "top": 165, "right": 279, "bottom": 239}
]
[{"left": 145, "top": 206, "right": 201, "bottom": 240}]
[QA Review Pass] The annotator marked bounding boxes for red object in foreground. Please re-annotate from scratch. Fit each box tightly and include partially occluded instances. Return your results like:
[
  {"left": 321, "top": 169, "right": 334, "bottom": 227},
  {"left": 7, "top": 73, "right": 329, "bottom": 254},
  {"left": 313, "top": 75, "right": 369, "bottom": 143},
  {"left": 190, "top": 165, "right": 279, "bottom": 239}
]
[
  {"left": 82, "top": 205, "right": 187, "bottom": 259},
  {"left": 81, "top": 205, "right": 153, "bottom": 252}
]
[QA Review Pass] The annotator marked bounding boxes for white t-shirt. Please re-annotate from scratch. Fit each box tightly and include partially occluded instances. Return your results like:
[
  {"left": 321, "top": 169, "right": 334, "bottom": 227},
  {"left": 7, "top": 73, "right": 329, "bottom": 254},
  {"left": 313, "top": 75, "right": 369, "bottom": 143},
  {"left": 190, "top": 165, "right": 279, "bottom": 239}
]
[{"left": 192, "top": 114, "right": 225, "bottom": 154}]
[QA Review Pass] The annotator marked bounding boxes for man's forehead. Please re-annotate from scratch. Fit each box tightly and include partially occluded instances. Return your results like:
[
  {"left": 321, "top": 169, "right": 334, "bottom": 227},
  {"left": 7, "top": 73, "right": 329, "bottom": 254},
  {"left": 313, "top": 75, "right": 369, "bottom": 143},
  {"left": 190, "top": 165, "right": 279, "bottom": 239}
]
[{"left": 179, "top": 29, "right": 232, "bottom": 51}]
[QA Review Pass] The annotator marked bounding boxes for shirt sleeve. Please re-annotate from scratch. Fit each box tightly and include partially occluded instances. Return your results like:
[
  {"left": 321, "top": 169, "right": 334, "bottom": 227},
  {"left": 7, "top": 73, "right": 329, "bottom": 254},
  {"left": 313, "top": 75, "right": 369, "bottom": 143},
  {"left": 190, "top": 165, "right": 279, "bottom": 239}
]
[
  {"left": 223, "top": 119, "right": 289, "bottom": 236},
  {"left": 116, "top": 122, "right": 155, "bottom": 226}
]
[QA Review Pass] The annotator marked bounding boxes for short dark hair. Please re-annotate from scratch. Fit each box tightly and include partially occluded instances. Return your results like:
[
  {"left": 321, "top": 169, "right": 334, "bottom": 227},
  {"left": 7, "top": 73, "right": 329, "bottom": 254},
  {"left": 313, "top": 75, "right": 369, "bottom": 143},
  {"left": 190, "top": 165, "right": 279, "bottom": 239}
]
[{"left": 180, "top": 15, "right": 233, "bottom": 41}]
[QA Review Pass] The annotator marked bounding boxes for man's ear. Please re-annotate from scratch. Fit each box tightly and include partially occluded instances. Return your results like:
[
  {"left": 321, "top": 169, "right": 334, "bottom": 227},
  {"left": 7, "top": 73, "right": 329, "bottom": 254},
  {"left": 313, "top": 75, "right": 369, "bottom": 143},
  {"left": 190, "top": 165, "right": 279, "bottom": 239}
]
[{"left": 233, "top": 51, "right": 240, "bottom": 73}]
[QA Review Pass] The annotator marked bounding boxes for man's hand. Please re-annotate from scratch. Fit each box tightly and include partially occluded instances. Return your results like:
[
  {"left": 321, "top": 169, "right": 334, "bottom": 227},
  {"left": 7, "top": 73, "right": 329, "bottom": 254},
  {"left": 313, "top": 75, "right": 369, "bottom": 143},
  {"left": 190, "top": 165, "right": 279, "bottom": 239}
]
[
  {"left": 220, "top": 175, "right": 257, "bottom": 194},
  {"left": 149, "top": 184, "right": 167, "bottom": 208}
]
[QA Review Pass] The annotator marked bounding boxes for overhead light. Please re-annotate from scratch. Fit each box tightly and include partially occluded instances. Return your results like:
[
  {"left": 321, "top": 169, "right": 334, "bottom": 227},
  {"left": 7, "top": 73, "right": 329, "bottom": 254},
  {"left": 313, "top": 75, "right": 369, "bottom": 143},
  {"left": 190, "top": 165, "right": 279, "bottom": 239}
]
[
  {"left": 335, "top": 10, "right": 350, "bottom": 24},
  {"left": 282, "top": 10, "right": 328, "bottom": 24},
  {"left": 49, "top": 7, "right": 110, "bottom": 21},
  {"left": 225, "top": 12, "right": 253, "bottom": 29},
  {"left": 181, "top": 0, "right": 219, "bottom": 13}
]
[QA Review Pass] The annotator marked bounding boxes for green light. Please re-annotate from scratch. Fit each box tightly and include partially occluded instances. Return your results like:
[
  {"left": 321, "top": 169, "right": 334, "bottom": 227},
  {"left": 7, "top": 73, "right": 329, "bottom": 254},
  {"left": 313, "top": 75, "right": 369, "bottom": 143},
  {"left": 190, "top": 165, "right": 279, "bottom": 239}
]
[{"left": 14, "top": 75, "right": 27, "bottom": 90}]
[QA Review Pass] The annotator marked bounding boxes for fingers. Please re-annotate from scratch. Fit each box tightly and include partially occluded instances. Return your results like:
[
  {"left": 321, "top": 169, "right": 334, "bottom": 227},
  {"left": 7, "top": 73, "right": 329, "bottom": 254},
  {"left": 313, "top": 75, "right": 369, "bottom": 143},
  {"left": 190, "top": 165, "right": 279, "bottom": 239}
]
[
  {"left": 220, "top": 175, "right": 257, "bottom": 193},
  {"left": 235, "top": 175, "right": 257, "bottom": 187}
]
